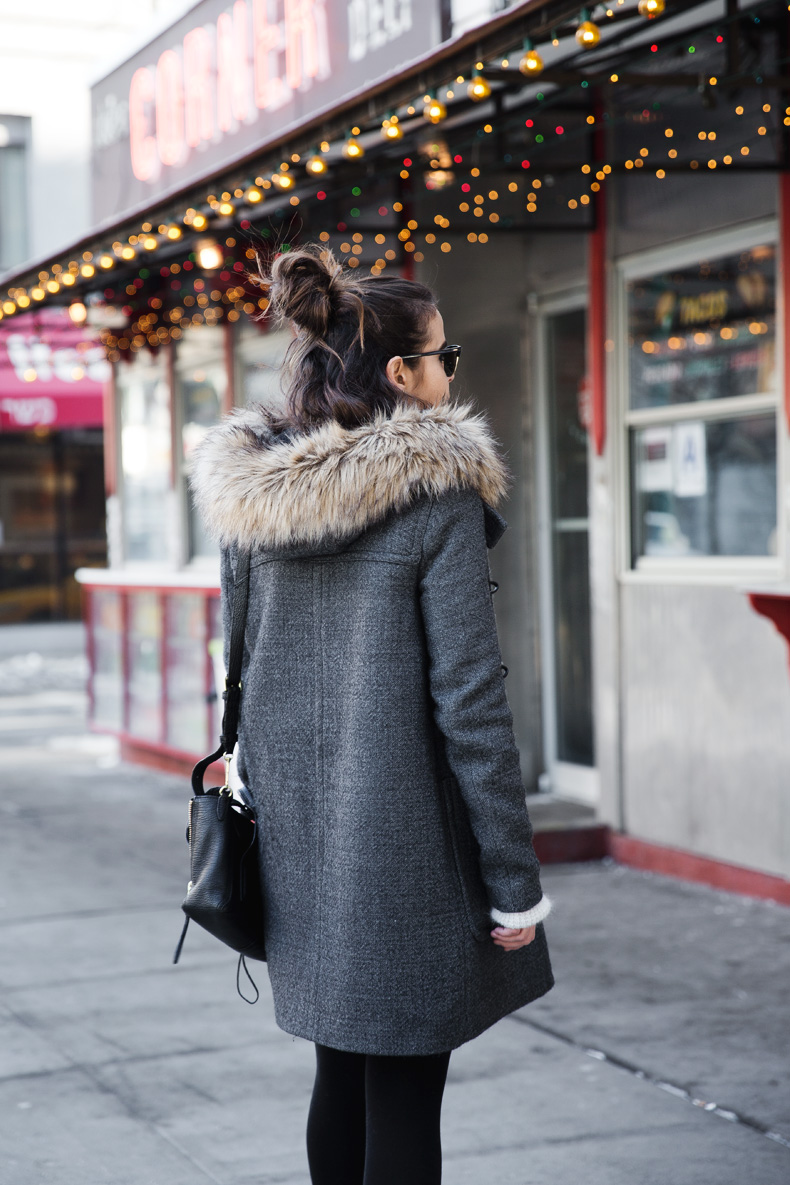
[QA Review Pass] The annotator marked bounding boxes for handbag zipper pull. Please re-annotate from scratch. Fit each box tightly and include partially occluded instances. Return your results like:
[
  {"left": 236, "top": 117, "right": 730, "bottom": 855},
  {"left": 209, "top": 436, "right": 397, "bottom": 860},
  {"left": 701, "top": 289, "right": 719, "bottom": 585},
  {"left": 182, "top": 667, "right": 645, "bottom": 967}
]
[{"left": 221, "top": 752, "right": 232, "bottom": 795}]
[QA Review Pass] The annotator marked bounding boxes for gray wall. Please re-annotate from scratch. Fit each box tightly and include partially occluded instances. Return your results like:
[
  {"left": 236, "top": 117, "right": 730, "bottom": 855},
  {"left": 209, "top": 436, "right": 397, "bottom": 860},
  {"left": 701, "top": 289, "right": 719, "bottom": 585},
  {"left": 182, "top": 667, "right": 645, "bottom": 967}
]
[
  {"left": 621, "top": 583, "right": 790, "bottom": 879},
  {"left": 419, "top": 235, "right": 544, "bottom": 788},
  {"left": 419, "top": 229, "right": 589, "bottom": 791},
  {"left": 413, "top": 169, "right": 790, "bottom": 886},
  {"left": 601, "top": 173, "right": 789, "bottom": 875}
]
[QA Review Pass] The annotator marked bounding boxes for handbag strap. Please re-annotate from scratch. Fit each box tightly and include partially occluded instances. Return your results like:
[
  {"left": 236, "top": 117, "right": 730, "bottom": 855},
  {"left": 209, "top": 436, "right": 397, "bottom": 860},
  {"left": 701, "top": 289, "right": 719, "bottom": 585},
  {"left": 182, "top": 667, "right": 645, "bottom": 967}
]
[
  {"left": 221, "top": 548, "right": 251, "bottom": 752},
  {"left": 191, "top": 550, "right": 251, "bottom": 794}
]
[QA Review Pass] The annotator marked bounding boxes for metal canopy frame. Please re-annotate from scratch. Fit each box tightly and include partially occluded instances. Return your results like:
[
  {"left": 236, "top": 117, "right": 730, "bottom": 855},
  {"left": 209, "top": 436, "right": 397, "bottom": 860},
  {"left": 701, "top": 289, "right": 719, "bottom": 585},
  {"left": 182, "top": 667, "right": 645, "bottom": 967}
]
[{"left": 0, "top": 0, "right": 785, "bottom": 310}]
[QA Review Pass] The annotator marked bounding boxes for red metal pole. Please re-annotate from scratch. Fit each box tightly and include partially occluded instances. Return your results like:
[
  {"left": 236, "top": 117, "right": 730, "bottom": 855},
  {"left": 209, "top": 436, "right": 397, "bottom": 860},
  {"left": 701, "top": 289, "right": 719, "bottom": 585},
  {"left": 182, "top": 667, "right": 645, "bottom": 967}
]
[
  {"left": 780, "top": 172, "right": 790, "bottom": 433},
  {"left": 588, "top": 103, "right": 607, "bottom": 456},
  {"left": 102, "top": 366, "right": 117, "bottom": 497}
]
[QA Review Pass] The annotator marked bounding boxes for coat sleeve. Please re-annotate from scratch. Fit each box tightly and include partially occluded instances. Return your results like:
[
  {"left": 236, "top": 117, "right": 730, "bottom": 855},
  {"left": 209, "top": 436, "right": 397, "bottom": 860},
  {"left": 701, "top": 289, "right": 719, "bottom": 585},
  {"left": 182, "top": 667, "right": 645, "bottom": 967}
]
[{"left": 418, "top": 489, "right": 551, "bottom": 929}]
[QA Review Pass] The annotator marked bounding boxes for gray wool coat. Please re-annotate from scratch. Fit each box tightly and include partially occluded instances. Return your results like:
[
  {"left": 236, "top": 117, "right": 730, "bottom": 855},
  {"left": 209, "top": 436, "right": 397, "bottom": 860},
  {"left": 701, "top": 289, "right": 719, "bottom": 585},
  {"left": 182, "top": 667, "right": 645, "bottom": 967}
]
[{"left": 191, "top": 400, "right": 554, "bottom": 1056}]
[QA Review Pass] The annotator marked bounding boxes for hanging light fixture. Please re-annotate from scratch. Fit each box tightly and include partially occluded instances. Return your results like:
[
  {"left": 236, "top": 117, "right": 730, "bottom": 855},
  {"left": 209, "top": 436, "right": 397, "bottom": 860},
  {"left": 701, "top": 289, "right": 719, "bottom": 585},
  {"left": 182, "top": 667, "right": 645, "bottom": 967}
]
[
  {"left": 381, "top": 115, "right": 403, "bottom": 140},
  {"left": 638, "top": 0, "right": 665, "bottom": 14},
  {"left": 305, "top": 152, "right": 328, "bottom": 175},
  {"left": 342, "top": 135, "right": 365, "bottom": 160},
  {"left": 519, "top": 38, "right": 544, "bottom": 76},
  {"left": 576, "top": 11, "right": 601, "bottom": 47},
  {"left": 196, "top": 238, "right": 223, "bottom": 271},
  {"left": 423, "top": 93, "right": 447, "bottom": 124},
  {"left": 468, "top": 72, "right": 492, "bottom": 101}
]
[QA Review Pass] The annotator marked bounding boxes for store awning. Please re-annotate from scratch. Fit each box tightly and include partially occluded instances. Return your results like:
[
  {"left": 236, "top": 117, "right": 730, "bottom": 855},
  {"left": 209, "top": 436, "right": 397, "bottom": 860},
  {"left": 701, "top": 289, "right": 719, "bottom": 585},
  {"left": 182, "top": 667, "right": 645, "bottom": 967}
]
[
  {"left": 0, "top": 0, "right": 784, "bottom": 328},
  {"left": 0, "top": 308, "right": 108, "bottom": 431}
]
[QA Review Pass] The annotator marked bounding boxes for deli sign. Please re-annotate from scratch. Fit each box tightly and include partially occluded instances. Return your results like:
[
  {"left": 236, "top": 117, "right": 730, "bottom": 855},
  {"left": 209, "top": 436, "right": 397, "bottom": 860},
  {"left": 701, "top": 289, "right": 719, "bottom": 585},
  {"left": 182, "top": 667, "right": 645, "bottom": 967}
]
[{"left": 91, "top": 0, "right": 440, "bottom": 223}]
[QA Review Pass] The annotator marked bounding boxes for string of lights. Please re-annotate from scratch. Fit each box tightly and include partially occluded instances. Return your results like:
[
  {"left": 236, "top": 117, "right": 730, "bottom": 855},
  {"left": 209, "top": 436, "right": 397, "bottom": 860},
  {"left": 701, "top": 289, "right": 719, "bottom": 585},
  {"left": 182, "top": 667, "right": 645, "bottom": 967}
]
[{"left": 0, "top": 1, "right": 784, "bottom": 358}]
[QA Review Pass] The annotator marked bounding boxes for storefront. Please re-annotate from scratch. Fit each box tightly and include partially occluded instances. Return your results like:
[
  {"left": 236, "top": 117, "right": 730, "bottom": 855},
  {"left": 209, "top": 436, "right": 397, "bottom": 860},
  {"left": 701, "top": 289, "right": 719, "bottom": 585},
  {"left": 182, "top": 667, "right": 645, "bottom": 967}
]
[
  {"left": 0, "top": 307, "right": 108, "bottom": 621},
  {"left": 1, "top": 0, "right": 788, "bottom": 896}
]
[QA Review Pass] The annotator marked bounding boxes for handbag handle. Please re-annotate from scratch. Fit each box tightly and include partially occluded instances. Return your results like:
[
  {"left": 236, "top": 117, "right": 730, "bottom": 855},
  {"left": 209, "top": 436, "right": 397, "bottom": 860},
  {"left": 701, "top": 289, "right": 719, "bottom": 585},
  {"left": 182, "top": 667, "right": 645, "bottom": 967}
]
[{"left": 191, "top": 550, "right": 251, "bottom": 795}]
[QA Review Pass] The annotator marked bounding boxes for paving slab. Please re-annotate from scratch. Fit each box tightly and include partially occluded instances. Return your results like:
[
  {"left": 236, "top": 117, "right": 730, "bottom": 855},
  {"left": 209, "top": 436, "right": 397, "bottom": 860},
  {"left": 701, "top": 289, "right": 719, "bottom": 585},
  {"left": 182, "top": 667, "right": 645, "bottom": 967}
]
[
  {"left": 0, "top": 663, "right": 788, "bottom": 1184},
  {"left": 525, "top": 861, "right": 790, "bottom": 1135}
]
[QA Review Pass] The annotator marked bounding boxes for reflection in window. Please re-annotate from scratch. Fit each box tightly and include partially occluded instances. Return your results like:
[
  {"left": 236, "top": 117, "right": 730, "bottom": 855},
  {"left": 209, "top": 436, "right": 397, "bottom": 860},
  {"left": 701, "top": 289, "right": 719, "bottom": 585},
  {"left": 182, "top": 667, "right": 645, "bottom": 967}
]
[
  {"left": 630, "top": 414, "right": 777, "bottom": 559},
  {"left": 117, "top": 351, "right": 171, "bottom": 563},
  {"left": 175, "top": 325, "right": 225, "bottom": 560},
  {"left": 627, "top": 245, "right": 776, "bottom": 410}
]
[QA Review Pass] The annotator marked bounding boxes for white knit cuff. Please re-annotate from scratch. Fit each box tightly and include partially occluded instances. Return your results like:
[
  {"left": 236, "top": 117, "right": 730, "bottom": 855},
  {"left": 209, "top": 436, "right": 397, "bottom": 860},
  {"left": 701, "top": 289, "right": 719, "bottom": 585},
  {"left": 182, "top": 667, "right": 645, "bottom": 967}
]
[{"left": 490, "top": 895, "right": 552, "bottom": 929}]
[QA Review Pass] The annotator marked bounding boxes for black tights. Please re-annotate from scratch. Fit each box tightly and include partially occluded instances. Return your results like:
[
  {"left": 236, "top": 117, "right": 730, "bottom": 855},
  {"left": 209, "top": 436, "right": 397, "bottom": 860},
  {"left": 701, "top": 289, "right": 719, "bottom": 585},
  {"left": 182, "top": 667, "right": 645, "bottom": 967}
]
[{"left": 306, "top": 1043, "right": 452, "bottom": 1185}]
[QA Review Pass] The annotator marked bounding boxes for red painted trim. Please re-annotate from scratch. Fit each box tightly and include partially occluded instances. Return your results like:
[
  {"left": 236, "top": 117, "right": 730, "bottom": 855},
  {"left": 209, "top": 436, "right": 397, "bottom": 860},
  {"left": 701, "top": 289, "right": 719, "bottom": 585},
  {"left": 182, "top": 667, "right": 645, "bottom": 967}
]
[
  {"left": 747, "top": 592, "right": 790, "bottom": 672},
  {"left": 781, "top": 172, "right": 790, "bottom": 432},
  {"left": 609, "top": 832, "right": 790, "bottom": 907},
  {"left": 103, "top": 368, "right": 117, "bottom": 496},
  {"left": 97, "top": 727, "right": 209, "bottom": 765},
  {"left": 533, "top": 826, "right": 609, "bottom": 865},
  {"left": 120, "top": 737, "right": 225, "bottom": 782},
  {"left": 588, "top": 109, "right": 607, "bottom": 456},
  {"left": 77, "top": 580, "right": 220, "bottom": 594}
]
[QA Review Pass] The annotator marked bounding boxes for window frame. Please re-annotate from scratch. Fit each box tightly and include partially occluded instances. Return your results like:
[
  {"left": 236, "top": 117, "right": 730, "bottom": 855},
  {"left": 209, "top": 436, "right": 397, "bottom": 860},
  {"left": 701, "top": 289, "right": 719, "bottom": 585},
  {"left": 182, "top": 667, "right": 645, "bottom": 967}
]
[{"left": 615, "top": 218, "right": 784, "bottom": 584}]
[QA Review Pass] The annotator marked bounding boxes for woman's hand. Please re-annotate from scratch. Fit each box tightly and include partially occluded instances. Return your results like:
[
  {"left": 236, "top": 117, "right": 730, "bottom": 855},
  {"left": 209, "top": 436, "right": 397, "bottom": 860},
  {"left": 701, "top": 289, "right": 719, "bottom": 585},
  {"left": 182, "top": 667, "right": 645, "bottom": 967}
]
[{"left": 491, "top": 925, "right": 536, "bottom": 951}]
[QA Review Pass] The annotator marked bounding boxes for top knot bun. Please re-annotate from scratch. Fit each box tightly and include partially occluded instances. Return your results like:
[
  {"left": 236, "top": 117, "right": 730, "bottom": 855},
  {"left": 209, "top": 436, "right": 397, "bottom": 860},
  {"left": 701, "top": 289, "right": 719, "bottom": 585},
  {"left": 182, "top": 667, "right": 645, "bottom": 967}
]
[{"left": 266, "top": 245, "right": 348, "bottom": 338}]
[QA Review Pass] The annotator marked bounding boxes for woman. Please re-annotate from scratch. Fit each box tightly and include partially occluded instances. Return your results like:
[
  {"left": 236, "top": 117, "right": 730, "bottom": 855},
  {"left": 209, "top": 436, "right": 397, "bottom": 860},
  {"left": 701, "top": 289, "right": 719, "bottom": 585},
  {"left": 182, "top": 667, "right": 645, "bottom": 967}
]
[{"left": 190, "top": 246, "right": 553, "bottom": 1184}]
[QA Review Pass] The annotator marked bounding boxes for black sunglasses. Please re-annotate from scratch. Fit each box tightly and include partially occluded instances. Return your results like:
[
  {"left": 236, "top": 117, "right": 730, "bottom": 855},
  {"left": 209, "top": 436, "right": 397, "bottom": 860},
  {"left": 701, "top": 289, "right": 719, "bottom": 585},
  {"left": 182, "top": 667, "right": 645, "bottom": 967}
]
[{"left": 400, "top": 344, "right": 462, "bottom": 377}]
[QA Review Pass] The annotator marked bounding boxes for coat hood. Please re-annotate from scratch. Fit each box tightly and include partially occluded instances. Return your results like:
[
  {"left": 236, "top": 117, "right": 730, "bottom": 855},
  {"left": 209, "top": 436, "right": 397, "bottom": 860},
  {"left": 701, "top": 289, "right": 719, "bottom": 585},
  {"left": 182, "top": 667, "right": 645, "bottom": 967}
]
[{"left": 189, "top": 400, "right": 510, "bottom": 553}]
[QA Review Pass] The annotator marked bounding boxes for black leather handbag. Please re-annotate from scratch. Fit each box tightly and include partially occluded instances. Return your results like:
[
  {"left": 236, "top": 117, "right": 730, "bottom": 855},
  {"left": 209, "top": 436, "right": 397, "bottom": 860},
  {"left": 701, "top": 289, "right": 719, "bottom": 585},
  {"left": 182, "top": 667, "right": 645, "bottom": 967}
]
[{"left": 173, "top": 550, "right": 266, "bottom": 1001}]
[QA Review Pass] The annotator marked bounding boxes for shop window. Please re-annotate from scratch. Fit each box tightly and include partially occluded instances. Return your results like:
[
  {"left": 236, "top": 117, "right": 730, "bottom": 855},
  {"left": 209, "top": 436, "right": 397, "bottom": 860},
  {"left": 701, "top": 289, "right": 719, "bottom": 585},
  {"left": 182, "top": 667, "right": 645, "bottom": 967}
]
[
  {"left": 624, "top": 240, "right": 778, "bottom": 567},
  {"left": 175, "top": 325, "right": 226, "bottom": 560},
  {"left": 92, "top": 590, "right": 124, "bottom": 731},
  {"left": 127, "top": 591, "right": 162, "bottom": 739},
  {"left": 0, "top": 429, "right": 106, "bottom": 622},
  {"left": 117, "top": 351, "right": 171, "bottom": 563},
  {"left": 165, "top": 593, "right": 210, "bottom": 753}
]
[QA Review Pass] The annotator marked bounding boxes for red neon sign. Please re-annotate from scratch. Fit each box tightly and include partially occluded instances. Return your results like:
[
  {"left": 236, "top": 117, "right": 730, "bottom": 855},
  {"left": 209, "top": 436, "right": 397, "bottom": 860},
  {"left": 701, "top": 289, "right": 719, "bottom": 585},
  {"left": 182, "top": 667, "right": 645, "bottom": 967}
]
[{"left": 129, "top": 0, "right": 330, "bottom": 181}]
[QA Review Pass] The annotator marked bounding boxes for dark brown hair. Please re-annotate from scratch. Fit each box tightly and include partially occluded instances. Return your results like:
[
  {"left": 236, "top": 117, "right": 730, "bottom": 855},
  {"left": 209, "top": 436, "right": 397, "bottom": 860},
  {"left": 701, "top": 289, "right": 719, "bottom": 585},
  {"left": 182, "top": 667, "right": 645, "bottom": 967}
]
[{"left": 259, "top": 244, "right": 437, "bottom": 431}]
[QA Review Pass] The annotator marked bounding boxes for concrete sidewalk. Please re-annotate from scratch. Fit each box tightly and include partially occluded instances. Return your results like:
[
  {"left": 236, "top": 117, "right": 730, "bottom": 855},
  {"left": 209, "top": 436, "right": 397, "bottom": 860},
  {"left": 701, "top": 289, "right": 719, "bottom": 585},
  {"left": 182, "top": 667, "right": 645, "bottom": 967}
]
[{"left": 0, "top": 687, "right": 788, "bottom": 1183}]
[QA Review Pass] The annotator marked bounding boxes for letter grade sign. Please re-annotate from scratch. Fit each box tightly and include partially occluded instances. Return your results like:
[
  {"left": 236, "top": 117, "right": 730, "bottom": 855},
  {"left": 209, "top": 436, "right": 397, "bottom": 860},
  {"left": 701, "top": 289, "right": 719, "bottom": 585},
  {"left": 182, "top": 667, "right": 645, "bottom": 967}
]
[{"left": 91, "top": 0, "right": 440, "bottom": 224}]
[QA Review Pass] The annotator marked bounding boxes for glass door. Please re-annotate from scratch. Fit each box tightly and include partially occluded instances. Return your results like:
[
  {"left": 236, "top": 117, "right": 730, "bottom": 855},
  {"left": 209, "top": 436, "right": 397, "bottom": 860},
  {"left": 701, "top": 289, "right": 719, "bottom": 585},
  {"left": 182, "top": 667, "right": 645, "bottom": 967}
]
[{"left": 537, "top": 304, "right": 598, "bottom": 803}]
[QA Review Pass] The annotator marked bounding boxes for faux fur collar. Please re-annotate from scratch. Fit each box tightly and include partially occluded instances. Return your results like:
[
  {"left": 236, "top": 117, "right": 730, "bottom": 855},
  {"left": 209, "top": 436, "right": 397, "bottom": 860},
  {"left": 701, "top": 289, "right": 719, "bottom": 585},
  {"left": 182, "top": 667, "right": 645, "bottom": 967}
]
[{"left": 189, "top": 401, "right": 510, "bottom": 552}]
